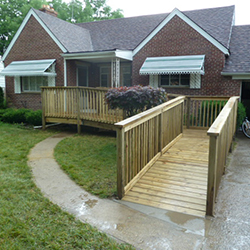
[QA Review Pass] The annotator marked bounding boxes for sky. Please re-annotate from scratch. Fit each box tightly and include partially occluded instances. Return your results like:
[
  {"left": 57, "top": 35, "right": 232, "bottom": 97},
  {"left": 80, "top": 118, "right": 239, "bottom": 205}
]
[{"left": 106, "top": 0, "right": 250, "bottom": 25}]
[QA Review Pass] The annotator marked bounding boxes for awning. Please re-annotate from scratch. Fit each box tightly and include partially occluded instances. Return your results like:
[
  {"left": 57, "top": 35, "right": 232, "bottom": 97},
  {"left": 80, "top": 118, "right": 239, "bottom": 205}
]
[
  {"left": 0, "top": 59, "right": 56, "bottom": 76},
  {"left": 140, "top": 55, "right": 205, "bottom": 75}
]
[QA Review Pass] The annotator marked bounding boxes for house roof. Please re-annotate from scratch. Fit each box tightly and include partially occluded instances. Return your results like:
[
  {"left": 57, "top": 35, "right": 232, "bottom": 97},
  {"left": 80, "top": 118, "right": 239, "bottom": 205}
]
[
  {"left": 222, "top": 25, "right": 250, "bottom": 74},
  {"left": 2, "top": 5, "right": 235, "bottom": 59},
  {"left": 33, "top": 8, "right": 93, "bottom": 52},
  {"left": 76, "top": 5, "right": 234, "bottom": 53}
]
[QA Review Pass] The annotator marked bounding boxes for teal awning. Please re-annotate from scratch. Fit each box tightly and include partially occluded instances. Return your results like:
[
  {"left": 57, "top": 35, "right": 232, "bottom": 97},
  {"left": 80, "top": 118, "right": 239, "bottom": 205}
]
[
  {"left": 140, "top": 55, "right": 205, "bottom": 75},
  {"left": 0, "top": 59, "right": 56, "bottom": 76}
]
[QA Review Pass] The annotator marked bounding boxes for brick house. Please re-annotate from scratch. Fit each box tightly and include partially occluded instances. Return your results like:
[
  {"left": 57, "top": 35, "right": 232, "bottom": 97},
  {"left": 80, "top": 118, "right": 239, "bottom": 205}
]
[{"left": 1, "top": 5, "right": 250, "bottom": 114}]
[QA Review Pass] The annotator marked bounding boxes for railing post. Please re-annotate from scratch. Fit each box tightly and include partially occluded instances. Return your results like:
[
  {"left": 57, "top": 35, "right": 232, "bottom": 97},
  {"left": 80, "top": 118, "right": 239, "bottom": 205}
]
[
  {"left": 181, "top": 100, "right": 184, "bottom": 133},
  {"left": 41, "top": 88, "right": 46, "bottom": 130},
  {"left": 77, "top": 88, "right": 81, "bottom": 134},
  {"left": 186, "top": 97, "right": 190, "bottom": 128},
  {"left": 117, "top": 126, "right": 125, "bottom": 199},
  {"left": 159, "top": 108, "right": 163, "bottom": 155},
  {"left": 206, "top": 135, "right": 218, "bottom": 216}
]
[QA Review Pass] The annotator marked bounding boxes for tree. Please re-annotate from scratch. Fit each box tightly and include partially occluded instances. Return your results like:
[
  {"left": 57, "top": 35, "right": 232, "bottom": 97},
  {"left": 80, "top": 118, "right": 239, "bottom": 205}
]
[
  {"left": 50, "top": 0, "right": 123, "bottom": 23},
  {"left": 0, "top": 0, "right": 123, "bottom": 55},
  {"left": 0, "top": 0, "right": 47, "bottom": 55}
]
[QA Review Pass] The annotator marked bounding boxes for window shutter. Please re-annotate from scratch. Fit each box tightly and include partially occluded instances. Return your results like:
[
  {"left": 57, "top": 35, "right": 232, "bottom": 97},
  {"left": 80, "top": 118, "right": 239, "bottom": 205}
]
[
  {"left": 190, "top": 74, "right": 201, "bottom": 89},
  {"left": 48, "top": 76, "right": 55, "bottom": 87},
  {"left": 149, "top": 75, "right": 159, "bottom": 88},
  {"left": 14, "top": 76, "right": 21, "bottom": 93}
]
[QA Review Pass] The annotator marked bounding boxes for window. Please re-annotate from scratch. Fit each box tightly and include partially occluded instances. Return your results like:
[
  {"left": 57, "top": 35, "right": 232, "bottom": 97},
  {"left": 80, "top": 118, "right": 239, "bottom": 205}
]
[
  {"left": 21, "top": 76, "right": 48, "bottom": 92},
  {"left": 99, "top": 63, "right": 132, "bottom": 87},
  {"left": 121, "top": 65, "right": 131, "bottom": 86},
  {"left": 100, "top": 66, "right": 110, "bottom": 87},
  {"left": 160, "top": 74, "right": 190, "bottom": 87}
]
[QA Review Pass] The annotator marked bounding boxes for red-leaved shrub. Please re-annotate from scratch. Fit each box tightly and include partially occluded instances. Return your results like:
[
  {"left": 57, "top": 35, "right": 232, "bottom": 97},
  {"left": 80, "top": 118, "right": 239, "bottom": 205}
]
[{"left": 105, "top": 85, "right": 167, "bottom": 117}]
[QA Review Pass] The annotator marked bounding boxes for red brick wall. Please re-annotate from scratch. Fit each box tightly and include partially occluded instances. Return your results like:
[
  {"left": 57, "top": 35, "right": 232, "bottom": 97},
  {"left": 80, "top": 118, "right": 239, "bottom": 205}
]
[
  {"left": 5, "top": 15, "right": 64, "bottom": 110},
  {"left": 66, "top": 60, "right": 76, "bottom": 86},
  {"left": 133, "top": 15, "right": 241, "bottom": 96}
]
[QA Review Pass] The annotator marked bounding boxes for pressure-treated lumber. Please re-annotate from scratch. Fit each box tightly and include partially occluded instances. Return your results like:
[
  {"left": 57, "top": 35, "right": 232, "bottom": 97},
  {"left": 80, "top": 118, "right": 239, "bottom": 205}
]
[{"left": 123, "top": 129, "right": 209, "bottom": 217}]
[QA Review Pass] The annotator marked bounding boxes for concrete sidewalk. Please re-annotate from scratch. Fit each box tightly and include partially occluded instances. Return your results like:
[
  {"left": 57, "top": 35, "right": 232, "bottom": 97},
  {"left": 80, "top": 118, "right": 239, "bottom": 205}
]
[{"left": 28, "top": 132, "right": 250, "bottom": 250}]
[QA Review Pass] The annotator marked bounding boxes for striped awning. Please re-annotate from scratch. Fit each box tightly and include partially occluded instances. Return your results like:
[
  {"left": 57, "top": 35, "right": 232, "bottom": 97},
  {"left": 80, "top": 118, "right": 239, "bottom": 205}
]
[
  {"left": 140, "top": 55, "right": 205, "bottom": 75},
  {"left": 0, "top": 59, "right": 56, "bottom": 76}
]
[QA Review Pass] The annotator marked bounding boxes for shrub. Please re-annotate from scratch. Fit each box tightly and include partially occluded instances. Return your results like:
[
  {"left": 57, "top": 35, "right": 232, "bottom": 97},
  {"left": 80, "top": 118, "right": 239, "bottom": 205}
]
[
  {"left": 1, "top": 108, "right": 31, "bottom": 124},
  {"left": 237, "top": 102, "right": 246, "bottom": 129},
  {"left": 0, "top": 87, "right": 4, "bottom": 109},
  {"left": 1, "top": 108, "right": 43, "bottom": 125},
  {"left": 0, "top": 109, "right": 7, "bottom": 121},
  {"left": 105, "top": 85, "right": 167, "bottom": 117},
  {"left": 25, "top": 110, "right": 42, "bottom": 126}
]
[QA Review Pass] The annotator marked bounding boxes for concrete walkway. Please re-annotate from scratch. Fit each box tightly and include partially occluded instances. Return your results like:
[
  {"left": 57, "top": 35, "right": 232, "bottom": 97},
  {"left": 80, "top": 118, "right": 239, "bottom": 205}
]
[{"left": 28, "top": 132, "right": 250, "bottom": 250}]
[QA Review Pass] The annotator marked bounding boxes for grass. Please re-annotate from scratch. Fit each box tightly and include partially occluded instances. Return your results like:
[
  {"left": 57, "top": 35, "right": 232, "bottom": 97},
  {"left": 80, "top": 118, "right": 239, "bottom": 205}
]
[
  {"left": 54, "top": 129, "right": 117, "bottom": 198},
  {"left": 0, "top": 123, "right": 133, "bottom": 249}
]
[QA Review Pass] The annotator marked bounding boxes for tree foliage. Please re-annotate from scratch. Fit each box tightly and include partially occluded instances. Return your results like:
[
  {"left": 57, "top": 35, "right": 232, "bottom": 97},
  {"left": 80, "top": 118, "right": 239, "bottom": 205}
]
[
  {"left": 0, "top": 0, "right": 123, "bottom": 55},
  {"left": 105, "top": 85, "right": 168, "bottom": 117},
  {"left": 0, "top": 0, "right": 47, "bottom": 56}
]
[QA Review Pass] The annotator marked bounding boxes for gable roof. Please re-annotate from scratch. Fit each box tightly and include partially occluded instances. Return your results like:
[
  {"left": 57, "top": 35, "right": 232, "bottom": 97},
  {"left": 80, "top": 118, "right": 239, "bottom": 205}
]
[
  {"left": 222, "top": 25, "right": 250, "bottom": 75},
  {"left": 33, "top": 9, "right": 93, "bottom": 53},
  {"left": 76, "top": 5, "right": 234, "bottom": 54},
  {"left": 3, "top": 5, "right": 234, "bottom": 60}
]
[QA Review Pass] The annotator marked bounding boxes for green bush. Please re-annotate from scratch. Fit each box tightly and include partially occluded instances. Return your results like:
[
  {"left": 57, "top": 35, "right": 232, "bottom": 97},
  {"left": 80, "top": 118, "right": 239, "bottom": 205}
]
[
  {"left": 0, "top": 109, "right": 7, "bottom": 121},
  {"left": 0, "top": 87, "right": 4, "bottom": 109},
  {"left": 105, "top": 85, "right": 167, "bottom": 117},
  {"left": 1, "top": 108, "right": 43, "bottom": 125},
  {"left": 237, "top": 102, "right": 246, "bottom": 129},
  {"left": 1, "top": 108, "right": 31, "bottom": 124},
  {"left": 25, "top": 110, "right": 42, "bottom": 126}
]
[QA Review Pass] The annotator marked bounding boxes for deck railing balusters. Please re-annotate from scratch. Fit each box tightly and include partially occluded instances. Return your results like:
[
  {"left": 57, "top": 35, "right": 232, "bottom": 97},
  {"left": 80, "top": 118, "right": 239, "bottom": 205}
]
[
  {"left": 115, "top": 96, "right": 185, "bottom": 199},
  {"left": 41, "top": 87, "right": 123, "bottom": 131}
]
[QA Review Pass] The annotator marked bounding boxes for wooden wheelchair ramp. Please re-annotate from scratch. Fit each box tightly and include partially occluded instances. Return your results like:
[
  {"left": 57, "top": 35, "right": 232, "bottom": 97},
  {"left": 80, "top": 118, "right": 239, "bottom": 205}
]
[{"left": 122, "top": 129, "right": 209, "bottom": 217}]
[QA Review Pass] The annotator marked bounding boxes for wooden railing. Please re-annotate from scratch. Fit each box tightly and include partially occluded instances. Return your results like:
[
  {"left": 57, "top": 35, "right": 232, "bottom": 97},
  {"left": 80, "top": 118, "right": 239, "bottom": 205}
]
[
  {"left": 41, "top": 87, "right": 124, "bottom": 131},
  {"left": 168, "top": 94, "right": 229, "bottom": 129},
  {"left": 206, "top": 96, "right": 239, "bottom": 216},
  {"left": 115, "top": 96, "right": 185, "bottom": 199}
]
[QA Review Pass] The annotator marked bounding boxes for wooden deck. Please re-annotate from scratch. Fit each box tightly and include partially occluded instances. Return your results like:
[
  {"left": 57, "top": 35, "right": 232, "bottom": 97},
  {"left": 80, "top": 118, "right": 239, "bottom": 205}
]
[{"left": 122, "top": 129, "right": 209, "bottom": 217}]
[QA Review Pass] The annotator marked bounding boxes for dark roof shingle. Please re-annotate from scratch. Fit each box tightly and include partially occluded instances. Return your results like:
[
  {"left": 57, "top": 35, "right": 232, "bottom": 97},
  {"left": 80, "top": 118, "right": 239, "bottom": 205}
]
[
  {"left": 223, "top": 25, "right": 250, "bottom": 73},
  {"left": 33, "top": 5, "right": 235, "bottom": 53},
  {"left": 33, "top": 8, "right": 93, "bottom": 52}
]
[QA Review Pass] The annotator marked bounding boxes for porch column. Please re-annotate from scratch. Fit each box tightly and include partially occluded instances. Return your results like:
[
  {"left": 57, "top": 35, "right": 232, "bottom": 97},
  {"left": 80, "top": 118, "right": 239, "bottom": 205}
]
[{"left": 111, "top": 58, "right": 120, "bottom": 88}]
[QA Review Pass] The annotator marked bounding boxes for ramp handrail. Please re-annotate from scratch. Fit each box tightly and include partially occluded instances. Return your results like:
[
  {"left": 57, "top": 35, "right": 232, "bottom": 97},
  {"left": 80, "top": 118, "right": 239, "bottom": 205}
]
[
  {"left": 206, "top": 96, "right": 239, "bottom": 216},
  {"left": 115, "top": 96, "right": 185, "bottom": 198}
]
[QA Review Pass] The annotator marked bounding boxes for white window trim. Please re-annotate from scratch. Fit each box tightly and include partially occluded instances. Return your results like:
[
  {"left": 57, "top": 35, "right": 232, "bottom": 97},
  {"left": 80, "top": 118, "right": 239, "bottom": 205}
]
[
  {"left": 14, "top": 75, "right": 56, "bottom": 93},
  {"left": 14, "top": 76, "right": 21, "bottom": 94},
  {"left": 157, "top": 73, "right": 201, "bottom": 89},
  {"left": 159, "top": 74, "right": 190, "bottom": 88}
]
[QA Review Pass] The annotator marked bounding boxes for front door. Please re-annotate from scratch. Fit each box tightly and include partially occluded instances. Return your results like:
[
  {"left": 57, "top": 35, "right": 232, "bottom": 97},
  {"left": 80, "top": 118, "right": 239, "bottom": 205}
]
[
  {"left": 242, "top": 81, "right": 250, "bottom": 117},
  {"left": 77, "top": 66, "right": 88, "bottom": 87}
]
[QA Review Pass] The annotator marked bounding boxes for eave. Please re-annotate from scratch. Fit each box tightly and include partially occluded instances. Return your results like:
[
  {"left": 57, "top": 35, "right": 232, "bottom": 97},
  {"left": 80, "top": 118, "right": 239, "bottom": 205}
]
[
  {"left": 2, "top": 8, "right": 67, "bottom": 61},
  {"left": 133, "top": 8, "right": 230, "bottom": 56},
  {"left": 221, "top": 72, "right": 250, "bottom": 80},
  {"left": 61, "top": 50, "right": 133, "bottom": 62}
]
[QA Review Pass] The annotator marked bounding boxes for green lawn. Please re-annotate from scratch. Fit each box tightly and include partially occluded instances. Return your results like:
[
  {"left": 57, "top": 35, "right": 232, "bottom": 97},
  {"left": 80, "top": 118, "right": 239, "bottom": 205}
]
[
  {"left": 0, "top": 123, "right": 133, "bottom": 249},
  {"left": 54, "top": 129, "right": 117, "bottom": 198}
]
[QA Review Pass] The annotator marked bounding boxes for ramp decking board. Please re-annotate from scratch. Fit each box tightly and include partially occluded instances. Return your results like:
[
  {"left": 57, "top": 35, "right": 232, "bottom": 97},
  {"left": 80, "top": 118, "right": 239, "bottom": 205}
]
[{"left": 122, "top": 129, "right": 209, "bottom": 217}]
